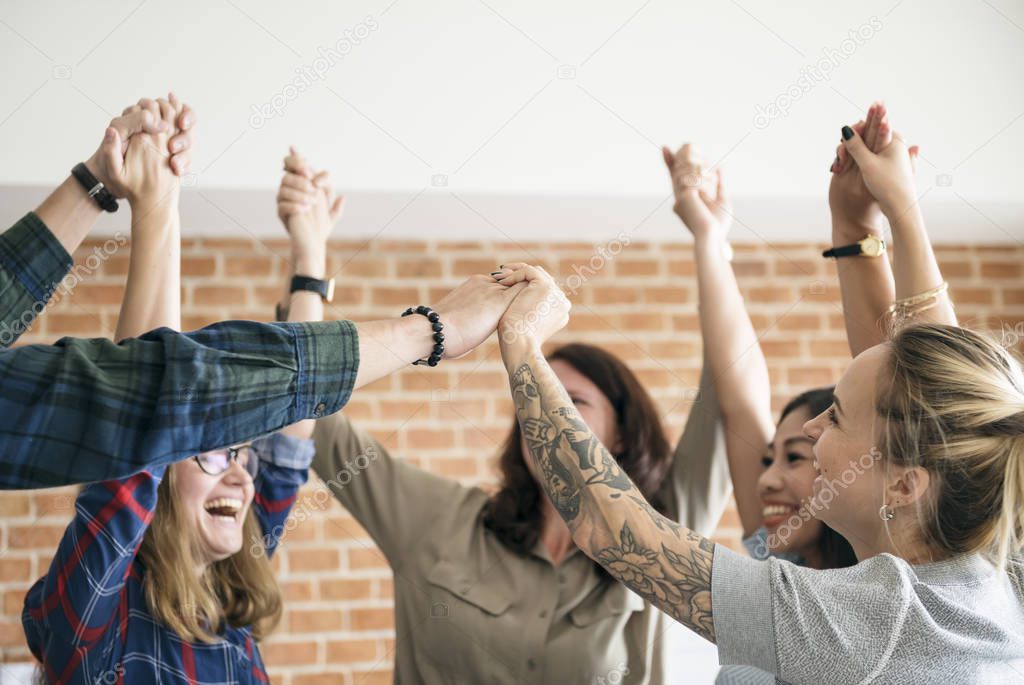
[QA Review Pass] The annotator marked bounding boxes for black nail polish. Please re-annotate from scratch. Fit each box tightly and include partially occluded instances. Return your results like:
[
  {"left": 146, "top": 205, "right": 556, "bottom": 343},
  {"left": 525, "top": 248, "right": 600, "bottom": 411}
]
[{"left": 841, "top": 126, "right": 854, "bottom": 141}]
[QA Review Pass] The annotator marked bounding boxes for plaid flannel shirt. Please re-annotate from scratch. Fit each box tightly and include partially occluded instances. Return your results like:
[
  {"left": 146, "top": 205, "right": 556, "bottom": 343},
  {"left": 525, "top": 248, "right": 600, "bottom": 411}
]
[
  {"left": 0, "top": 213, "right": 359, "bottom": 489},
  {"left": 23, "top": 431, "right": 315, "bottom": 684}
]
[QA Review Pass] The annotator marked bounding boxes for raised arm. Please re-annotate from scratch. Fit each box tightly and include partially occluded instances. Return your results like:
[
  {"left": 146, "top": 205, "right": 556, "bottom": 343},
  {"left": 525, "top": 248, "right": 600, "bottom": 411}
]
[
  {"left": 0, "top": 95, "right": 193, "bottom": 347},
  {"left": 839, "top": 108, "right": 957, "bottom": 334},
  {"left": 496, "top": 264, "right": 717, "bottom": 642},
  {"left": 662, "top": 144, "right": 773, "bottom": 537},
  {"left": 828, "top": 103, "right": 897, "bottom": 356},
  {"left": 115, "top": 96, "right": 183, "bottom": 340},
  {"left": 22, "top": 97, "right": 186, "bottom": 678},
  {"left": 273, "top": 147, "right": 344, "bottom": 440}
]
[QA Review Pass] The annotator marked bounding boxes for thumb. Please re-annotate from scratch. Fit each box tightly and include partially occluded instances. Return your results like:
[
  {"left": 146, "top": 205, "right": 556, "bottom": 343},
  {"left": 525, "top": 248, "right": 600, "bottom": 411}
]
[
  {"left": 101, "top": 127, "right": 124, "bottom": 179},
  {"left": 329, "top": 195, "right": 345, "bottom": 222},
  {"left": 840, "top": 125, "right": 872, "bottom": 166},
  {"left": 908, "top": 144, "right": 920, "bottom": 174},
  {"left": 661, "top": 146, "right": 675, "bottom": 173}
]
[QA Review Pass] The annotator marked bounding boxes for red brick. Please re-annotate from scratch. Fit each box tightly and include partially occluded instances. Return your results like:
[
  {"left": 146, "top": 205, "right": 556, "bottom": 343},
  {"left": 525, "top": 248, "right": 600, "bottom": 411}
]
[
  {"left": 193, "top": 286, "right": 248, "bottom": 307},
  {"left": 325, "top": 639, "right": 378, "bottom": 663},
  {"left": 350, "top": 607, "right": 393, "bottom": 631},
  {"left": 289, "top": 608, "right": 343, "bottom": 632}
]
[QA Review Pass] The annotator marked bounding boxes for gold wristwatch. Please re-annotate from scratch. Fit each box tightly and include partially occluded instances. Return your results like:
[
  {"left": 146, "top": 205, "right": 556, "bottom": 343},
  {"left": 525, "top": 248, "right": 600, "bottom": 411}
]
[{"left": 822, "top": 234, "right": 886, "bottom": 258}]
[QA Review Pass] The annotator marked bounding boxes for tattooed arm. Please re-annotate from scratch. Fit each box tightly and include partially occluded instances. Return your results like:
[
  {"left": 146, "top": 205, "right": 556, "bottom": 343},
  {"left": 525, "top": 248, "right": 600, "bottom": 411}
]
[{"left": 494, "top": 263, "right": 717, "bottom": 643}]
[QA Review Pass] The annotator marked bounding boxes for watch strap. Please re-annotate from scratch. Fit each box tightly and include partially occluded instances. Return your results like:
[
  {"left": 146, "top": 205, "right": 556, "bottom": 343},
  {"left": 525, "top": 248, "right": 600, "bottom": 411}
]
[
  {"left": 290, "top": 275, "right": 334, "bottom": 303},
  {"left": 822, "top": 243, "right": 864, "bottom": 258},
  {"left": 71, "top": 163, "right": 119, "bottom": 213}
]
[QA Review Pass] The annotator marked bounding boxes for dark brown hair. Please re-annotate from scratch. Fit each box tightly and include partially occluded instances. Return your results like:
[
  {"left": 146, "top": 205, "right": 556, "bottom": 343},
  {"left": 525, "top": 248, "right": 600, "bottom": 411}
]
[
  {"left": 482, "top": 343, "right": 674, "bottom": 554},
  {"left": 779, "top": 387, "right": 858, "bottom": 568}
]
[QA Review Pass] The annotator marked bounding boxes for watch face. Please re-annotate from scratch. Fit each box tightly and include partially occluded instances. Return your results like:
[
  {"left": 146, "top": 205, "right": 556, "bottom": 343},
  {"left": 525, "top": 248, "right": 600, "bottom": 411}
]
[{"left": 861, "top": 235, "right": 885, "bottom": 257}]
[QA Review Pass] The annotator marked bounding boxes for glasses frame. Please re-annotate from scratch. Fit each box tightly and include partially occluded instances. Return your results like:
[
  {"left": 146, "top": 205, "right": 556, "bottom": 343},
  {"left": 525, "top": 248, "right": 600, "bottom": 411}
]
[{"left": 192, "top": 444, "right": 259, "bottom": 479}]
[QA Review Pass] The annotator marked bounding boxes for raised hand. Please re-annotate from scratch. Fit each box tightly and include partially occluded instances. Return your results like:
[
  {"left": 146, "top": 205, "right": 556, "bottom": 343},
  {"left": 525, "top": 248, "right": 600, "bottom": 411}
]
[
  {"left": 430, "top": 274, "right": 527, "bottom": 359},
  {"left": 84, "top": 92, "right": 195, "bottom": 200},
  {"left": 119, "top": 97, "right": 183, "bottom": 209},
  {"left": 277, "top": 147, "right": 345, "bottom": 256},
  {"left": 661, "top": 143, "right": 731, "bottom": 243},
  {"left": 836, "top": 108, "right": 921, "bottom": 222},
  {"left": 829, "top": 102, "right": 912, "bottom": 236},
  {"left": 493, "top": 263, "right": 571, "bottom": 357}
]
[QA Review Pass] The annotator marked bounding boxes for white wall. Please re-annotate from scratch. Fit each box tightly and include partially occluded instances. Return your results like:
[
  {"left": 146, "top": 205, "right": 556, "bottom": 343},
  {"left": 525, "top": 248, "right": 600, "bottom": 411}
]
[{"left": 1, "top": 0, "right": 1022, "bottom": 241}]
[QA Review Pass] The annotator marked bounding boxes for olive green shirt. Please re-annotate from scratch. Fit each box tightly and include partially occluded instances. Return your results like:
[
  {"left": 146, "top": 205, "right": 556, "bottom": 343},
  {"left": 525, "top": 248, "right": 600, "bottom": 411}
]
[{"left": 312, "top": 365, "right": 730, "bottom": 684}]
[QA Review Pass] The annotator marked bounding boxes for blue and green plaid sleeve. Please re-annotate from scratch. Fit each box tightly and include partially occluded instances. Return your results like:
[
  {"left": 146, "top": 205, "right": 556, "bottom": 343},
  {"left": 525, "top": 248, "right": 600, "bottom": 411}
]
[
  {"left": 0, "top": 213, "right": 73, "bottom": 348},
  {"left": 0, "top": 318, "right": 359, "bottom": 489}
]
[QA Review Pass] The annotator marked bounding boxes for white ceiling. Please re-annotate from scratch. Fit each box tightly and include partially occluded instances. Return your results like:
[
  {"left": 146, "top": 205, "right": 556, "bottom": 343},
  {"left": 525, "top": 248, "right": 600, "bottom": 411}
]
[{"left": 1, "top": 0, "right": 1022, "bottom": 241}]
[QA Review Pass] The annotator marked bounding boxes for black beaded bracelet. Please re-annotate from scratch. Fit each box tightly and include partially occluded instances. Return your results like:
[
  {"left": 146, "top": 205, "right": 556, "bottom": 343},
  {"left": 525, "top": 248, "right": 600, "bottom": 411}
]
[{"left": 401, "top": 305, "right": 445, "bottom": 366}]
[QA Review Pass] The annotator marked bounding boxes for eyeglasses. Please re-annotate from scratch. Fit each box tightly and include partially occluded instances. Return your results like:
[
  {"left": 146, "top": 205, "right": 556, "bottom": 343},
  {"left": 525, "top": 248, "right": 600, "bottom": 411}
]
[{"left": 192, "top": 444, "right": 259, "bottom": 479}]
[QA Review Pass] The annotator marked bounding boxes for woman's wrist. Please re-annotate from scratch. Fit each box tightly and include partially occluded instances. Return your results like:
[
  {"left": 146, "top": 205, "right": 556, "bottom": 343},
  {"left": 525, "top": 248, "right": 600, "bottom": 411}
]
[
  {"left": 291, "top": 244, "right": 326, "bottom": 278},
  {"left": 831, "top": 216, "right": 882, "bottom": 243},
  {"left": 500, "top": 334, "right": 543, "bottom": 374}
]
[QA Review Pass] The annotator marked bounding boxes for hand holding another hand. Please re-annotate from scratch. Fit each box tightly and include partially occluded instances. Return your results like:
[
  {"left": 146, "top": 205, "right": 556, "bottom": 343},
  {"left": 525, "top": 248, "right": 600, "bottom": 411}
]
[
  {"left": 84, "top": 92, "right": 195, "bottom": 204},
  {"left": 494, "top": 263, "right": 570, "bottom": 366},
  {"left": 661, "top": 143, "right": 731, "bottom": 244},
  {"left": 834, "top": 102, "right": 921, "bottom": 225}
]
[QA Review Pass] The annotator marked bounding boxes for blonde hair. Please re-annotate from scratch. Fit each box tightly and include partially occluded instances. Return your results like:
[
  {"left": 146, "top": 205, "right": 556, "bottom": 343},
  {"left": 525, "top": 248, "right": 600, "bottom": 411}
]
[
  {"left": 136, "top": 466, "right": 283, "bottom": 643},
  {"left": 878, "top": 323, "right": 1024, "bottom": 568}
]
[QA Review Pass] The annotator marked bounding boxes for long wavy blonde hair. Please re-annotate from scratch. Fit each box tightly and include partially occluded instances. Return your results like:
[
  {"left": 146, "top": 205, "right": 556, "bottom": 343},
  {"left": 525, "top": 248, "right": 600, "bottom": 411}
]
[
  {"left": 878, "top": 323, "right": 1024, "bottom": 568},
  {"left": 137, "top": 466, "right": 283, "bottom": 643}
]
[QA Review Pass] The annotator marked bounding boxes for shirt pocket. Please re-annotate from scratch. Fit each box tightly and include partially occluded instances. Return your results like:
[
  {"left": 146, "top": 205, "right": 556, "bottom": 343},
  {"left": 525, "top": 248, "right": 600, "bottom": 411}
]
[
  {"left": 426, "top": 559, "right": 513, "bottom": 616},
  {"left": 568, "top": 584, "right": 646, "bottom": 627},
  {"left": 418, "top": 559, "right": 520, "bottom": 681}
]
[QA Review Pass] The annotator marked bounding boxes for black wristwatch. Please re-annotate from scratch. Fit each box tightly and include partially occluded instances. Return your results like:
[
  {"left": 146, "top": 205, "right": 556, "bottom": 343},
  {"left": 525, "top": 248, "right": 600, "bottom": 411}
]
[
  {"left": 71, "top": 163, "right": 119, "bottom": 213},
  {"left": 290, "top": 275, "right": 335, "bottom": 303},
  {"left": 822, "top": 234, "right": 886, "bottom": 259}
]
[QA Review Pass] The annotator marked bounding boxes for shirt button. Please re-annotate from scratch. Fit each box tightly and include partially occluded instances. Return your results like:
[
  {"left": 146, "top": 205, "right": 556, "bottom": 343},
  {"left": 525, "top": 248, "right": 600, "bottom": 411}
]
[
  {"left": 527, "top": 658, "right": 537, "bottom": 671},
  {"left": 557, "top": 574, "right": 566, "bottom": 584},
  {"left": 314, "top": 402, "right": 327, "bottom": 417},
  {"left": 538, "top": 610, "right": 548, "bottom": 619}
]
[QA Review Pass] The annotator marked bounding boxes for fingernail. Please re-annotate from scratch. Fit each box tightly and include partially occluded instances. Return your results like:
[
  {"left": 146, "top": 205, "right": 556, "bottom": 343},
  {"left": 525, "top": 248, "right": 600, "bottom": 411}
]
[
  {"left": 172, "top": 140, "right": 183, "bottom": 152},
  {"left": 841, "top": 126, "right": 854, "bottom": 141},
  {"left": 830, "top": 156, "right": 839, "bottom": 172},
  {"left": 183, "top": 116, "right": 192, "bottom": 128},
  {"left": 104, "top": 128, "right": 115, "bottom": 142}
]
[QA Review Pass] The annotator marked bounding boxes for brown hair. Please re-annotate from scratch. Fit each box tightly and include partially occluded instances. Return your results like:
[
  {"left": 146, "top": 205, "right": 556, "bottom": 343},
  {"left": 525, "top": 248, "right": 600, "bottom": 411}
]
[
  {"left": 482, "top": 342, "right": 673, "bottom": 554},
  {"left": 878, "top": 323, "right": 1024, "bottom": 567},
  {"left": 136, "top": 466, "right": 283, "bottom": 643},
  {"left": 779, "top": 388, "right": 858, "bottom": 568}
]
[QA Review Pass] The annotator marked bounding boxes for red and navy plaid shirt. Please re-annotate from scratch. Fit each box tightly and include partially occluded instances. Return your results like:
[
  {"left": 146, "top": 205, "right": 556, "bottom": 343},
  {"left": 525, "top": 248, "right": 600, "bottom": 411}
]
[{"left": 23, "top": 432, "right": 315, "bottom": 684}]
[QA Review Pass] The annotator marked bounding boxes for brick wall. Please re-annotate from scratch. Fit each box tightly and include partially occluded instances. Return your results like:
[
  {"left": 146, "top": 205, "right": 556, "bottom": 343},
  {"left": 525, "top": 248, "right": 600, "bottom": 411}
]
[{"left": 2, "top": 236, "right": 1023, "bottom": 683}]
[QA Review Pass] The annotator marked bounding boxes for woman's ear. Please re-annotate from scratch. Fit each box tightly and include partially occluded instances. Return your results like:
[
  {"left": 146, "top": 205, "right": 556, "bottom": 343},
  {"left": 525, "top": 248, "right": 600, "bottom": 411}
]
[{"left": 889, "top": 466, "right": 931, "bottom": 510}]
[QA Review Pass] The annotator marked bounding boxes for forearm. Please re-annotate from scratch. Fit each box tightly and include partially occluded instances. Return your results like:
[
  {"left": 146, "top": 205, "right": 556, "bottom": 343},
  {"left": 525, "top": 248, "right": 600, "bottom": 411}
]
[
  {"left": 693, "top": 239, "right": 771, "bottom": 422},
  {"left": 279, "top": 242, "right": 325, "bottom": 440},
  {"left": 353, "top": 316, "right": 435, "bottom": 390},
  {"left": 33, "top": 176, "right": 103, "bottom": 256},
  {"left": 831, "top": 216, "right": 896, "bottom": 357},
  {"left": 115, "top": 206, "right": 181, "bottom": 340},
  {"left": 0, "top": 214, "right": 73, "bottom": 346},
  {"left": 503, "top": 342, "right": 716, "bottom": 641},
  {"left": 693, "top": 238, "right": 774, "bottom": 535},
  {"left": 887, "top": 207, "right": 957, "bottom": 326},
  {"left": 0, "top": 319, "right": 359, "bottom": 489}
]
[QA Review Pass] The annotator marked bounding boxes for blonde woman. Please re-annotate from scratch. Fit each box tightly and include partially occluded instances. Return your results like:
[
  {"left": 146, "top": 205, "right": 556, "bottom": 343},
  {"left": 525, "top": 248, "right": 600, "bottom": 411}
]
[
  {"left": 494, "top": 121, "right": 1024, "bottom": 681},
  {"left": 22, "top": 108, "right": 328, "bottom": 683}
]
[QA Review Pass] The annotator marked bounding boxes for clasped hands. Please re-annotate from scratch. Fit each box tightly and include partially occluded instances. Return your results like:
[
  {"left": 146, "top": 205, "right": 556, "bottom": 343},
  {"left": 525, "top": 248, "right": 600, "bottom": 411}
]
[
  {"left": 83, "top": 92, "right": 196, "bottom": 212},
  {"left": 275, "top": 152, "right": 570, "bottom": 366}
]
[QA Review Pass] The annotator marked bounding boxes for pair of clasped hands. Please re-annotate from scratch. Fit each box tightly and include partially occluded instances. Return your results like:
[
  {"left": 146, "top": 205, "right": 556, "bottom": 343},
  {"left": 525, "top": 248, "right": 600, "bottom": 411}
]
[
  {"left": 85, "top": 92, "right": 196, "bottom": 215},
  {"left": 88, "top": 93, "right": 569, "bottom": 362},
  {"left": 274, "top": 149, "right": 571, "bottom": 367}
]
